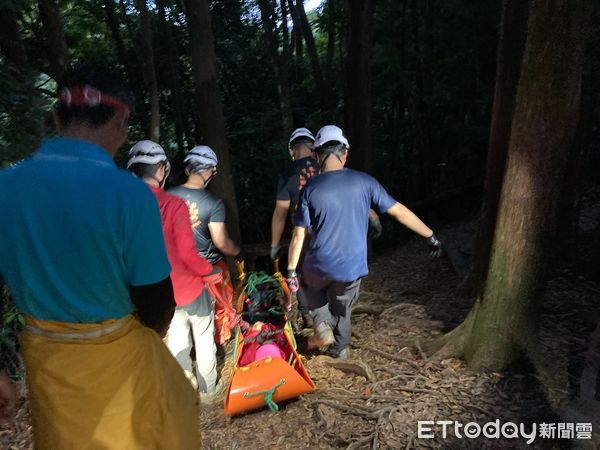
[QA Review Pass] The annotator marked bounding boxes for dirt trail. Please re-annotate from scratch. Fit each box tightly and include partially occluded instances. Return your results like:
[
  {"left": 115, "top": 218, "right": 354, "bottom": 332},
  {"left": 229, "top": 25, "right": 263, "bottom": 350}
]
[{"left": 2, "top": 221, "right": 600, "bottom": 449}]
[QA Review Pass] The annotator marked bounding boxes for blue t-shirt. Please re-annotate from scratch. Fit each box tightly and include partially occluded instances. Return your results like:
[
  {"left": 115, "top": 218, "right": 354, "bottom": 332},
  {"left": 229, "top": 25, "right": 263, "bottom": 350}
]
[
  {"left": 294, "top": 169, "right": 396, "bottom": 282},
  {"left": 0, "top": 137, "right": 171, "bottom": 322}
]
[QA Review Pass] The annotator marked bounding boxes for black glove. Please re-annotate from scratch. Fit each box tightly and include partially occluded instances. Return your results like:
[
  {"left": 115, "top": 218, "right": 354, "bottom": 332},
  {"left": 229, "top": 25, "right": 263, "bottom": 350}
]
[
  {"left": 426, "top": 234, "right": 443, "bottom": 258},
  {"left": 368, "top": 217, "right": 383, "bottom": 239},
  {"left": 235, "top": 248, "right": 246, "bottom": 263}
]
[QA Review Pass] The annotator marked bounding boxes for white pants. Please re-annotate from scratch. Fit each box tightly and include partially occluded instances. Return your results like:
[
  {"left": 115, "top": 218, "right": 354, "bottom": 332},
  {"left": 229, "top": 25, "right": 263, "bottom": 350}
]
[{"left": 166, "top": 288, "right": 217, "bottom": 393}]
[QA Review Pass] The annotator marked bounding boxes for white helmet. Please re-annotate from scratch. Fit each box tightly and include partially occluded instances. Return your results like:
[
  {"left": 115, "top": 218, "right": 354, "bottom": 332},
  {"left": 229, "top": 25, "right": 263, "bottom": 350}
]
[
  {"left": 288, "top": 127, "right": 315, "bottom": 150},
  {"left": 127, "top": 140, "right": 171, "bottom": 180},
  {"left": 184, "top": 145, "right": 218, "bottom": 171},
  {"left": 127, "top": 140, "right": 169, "bottom": 167},
  {"left": 314, "top": 125, "right": 349, "bottom": 149}
]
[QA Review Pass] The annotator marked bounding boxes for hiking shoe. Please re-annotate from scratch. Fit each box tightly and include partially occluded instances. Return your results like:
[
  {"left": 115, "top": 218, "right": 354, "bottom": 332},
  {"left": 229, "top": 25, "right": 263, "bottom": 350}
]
[
  {"left": 326, "top": 347, "right": 350, "bottom": 359},
  {"left": 307, "top": 322, "right": 335, "bottom": 349},
  {"left": 200, "top": 378, "right": 227, "bottom": 405},
  {"left": 184, "top": 370, "right": 199, "bottom": 391}
]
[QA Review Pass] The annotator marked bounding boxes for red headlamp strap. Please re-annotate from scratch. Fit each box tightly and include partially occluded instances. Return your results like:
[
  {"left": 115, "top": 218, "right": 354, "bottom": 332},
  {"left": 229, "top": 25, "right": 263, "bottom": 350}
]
[{"left": 57, "top": 85, "right": 130, "bottom": 111}]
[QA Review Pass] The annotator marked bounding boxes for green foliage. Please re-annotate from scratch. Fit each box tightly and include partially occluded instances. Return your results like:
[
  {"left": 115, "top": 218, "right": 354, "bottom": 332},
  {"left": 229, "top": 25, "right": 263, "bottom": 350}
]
[
  {"left": 0, "top": 285, "right": 24, "bottom": 379},
  {"left": 1, "top": 0, "right": 598, "bottom": 238}
]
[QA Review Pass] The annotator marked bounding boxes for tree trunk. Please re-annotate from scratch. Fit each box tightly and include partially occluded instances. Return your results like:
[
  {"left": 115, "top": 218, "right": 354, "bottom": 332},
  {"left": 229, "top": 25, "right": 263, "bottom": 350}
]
[
  {"left": 0, "top": 0, "right": 28, "bottom": 69},
  {"left": 184, "top": 0, "right": 242, "bottom": 243},
  {"left": 103, "top": 0, "right": 144, "bottom": 115},
  {"left": 134, "top": 0, "right": 160, "bottom": 142},
  {"left": 257, "top": 0, "right": 294, "bottom": 134},
  {"left": 38, "top": 0, "right": 68, "bottom": 80},
  {"left": 345, "top": 0, "right": 373, "bottom": 173},
  {"left": 431, "top": 0, "right": 591, "bottom": 372},
  {"left": 461, "top": 0, "right": 530, "bottom": 297},
  {"left": 294, "top": 0, "right": 329, "bottom": 112},
  {"left": 280, "top": 0, "right": 290, "bottom": 56},
  {"left": 288, "top": 0, "right": 303, "bottom": 58},
  {"left": 324, "top": 0, "right": 337, "bottom": 85},
  {"left": 555, "top": 67, "right": 594, "bottom": 255},
  {"left": 156, "top": 0, "right": 187, "bottom": 154}
]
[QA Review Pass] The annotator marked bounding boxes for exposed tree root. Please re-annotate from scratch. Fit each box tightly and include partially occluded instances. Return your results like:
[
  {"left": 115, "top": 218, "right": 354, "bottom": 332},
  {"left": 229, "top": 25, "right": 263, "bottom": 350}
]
[
  {"left": 363, "top": 346, "right": 420, "bottom": 370},
  {"left": 370, "top": 374, "right": 408, "bottom": 393},
  {"left": 346, "top": 433, "right": 375, "bottom": 450},
  {"left": 310, "top": 400, "right": 394, "bottom": 420},
  {"left": 321, "top": 357, "right": 376, "bottom": 381}
]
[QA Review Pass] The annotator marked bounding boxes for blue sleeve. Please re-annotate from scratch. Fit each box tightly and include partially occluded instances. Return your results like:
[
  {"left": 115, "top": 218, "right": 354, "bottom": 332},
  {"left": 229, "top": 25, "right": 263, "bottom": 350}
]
[
  {"left": 123, "top": 186, "right": 171, "bottom": 286},
  {"left": 370, "top": 177, "right": 397, "bottom": 214},
  {"left": 293, "top": 186, "right": 311, "bottom": 228}
]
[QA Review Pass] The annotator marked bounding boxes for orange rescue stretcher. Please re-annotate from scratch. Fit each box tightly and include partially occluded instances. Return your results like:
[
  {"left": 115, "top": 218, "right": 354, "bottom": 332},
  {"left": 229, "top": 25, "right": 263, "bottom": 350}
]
[{"left": 224, "top": 260, "right": 315, "bottom": 416}]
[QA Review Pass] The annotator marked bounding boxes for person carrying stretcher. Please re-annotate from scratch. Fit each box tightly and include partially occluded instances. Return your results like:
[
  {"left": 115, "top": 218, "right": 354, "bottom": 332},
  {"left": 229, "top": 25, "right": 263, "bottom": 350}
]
[{"left": 287, "top": 125, "right": 443, "bottom": 359}]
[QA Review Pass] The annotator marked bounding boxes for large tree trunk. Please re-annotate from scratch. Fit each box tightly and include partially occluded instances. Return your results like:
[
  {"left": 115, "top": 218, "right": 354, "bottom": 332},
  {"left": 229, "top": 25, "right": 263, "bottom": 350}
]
[
  {"left": 430, "top": 0, "right": 591, "bottom": 372},
  {"left": 461, "top": 0, "right": 530, "bottom": 297},
  {"left": 184, "top": 0, "right": 242, "bottom": 243},
  {"left": 38, "top": 0, "right": 68, "bottom": 80},
  {"left": 0, "top": 0, "right": 28, "bottom": 69},
  {"left": 134, "top": 0, "right": 160, "bottom": 142},
  {"left": 345, "top": 0, "right": 373, "bottom": 173},
  {"left": 257, "top": 0, "right": 294, "bottom": 134}
]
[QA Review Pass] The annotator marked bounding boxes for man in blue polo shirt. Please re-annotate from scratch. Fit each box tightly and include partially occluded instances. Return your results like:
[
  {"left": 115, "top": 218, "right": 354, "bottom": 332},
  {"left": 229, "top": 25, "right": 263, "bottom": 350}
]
[
  {"left": 287, "top": 125, "right": 442, "bottom": 359},
  {"left": 0, "top": 64, "right": 199, "bottom": 448}
]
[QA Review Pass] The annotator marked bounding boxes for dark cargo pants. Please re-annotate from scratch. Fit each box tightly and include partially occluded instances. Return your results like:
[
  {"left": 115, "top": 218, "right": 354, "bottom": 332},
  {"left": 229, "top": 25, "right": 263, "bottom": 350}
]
[{"left": 301, "top": 271, "right": 361, "bottom": 353}]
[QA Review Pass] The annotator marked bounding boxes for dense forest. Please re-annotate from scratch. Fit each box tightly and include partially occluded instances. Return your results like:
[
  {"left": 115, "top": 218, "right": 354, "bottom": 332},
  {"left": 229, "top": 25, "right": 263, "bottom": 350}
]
[
  {"left": 0, "top": 0, "right": 523, "bottom": 238},
  {"left": 2, "top": 0, "right": 600, "bottom": 447}
]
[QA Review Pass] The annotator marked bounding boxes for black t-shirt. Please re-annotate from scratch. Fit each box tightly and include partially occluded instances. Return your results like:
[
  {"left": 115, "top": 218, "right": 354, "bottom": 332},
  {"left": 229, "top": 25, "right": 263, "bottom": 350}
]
[
  {"left": 276, "top": 156, "right": 319, "bottom": 221},
  {"left": 168, "top": 186, "right": 226, "bottom": 264}
]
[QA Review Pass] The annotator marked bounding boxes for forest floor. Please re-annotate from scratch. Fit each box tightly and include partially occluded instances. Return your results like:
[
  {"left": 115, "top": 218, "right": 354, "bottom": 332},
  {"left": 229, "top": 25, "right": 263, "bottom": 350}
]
[{"left": 1, "top": 217, "right": 600, "bottom": 449}]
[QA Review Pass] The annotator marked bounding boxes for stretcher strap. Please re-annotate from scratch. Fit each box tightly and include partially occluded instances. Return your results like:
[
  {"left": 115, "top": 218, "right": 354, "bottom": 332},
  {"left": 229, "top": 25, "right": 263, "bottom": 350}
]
[
  {"left": 243, "top": 379, "right": 286, "bottom": 412},
  {"left": 206, "top": 281, "right": 249, "bottom": 332}
]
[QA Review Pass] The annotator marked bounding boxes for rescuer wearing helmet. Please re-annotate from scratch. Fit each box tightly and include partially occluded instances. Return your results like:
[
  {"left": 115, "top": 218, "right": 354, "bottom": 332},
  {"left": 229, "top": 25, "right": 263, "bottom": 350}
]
[
  {"left": 287, "top": 125, "right": 443, "bottom": 359},
  {"left": 127, "top": 140, "right": 223, "bottom": 403},
  {"left": 270, "top": 128, "right": 319, "bottom": 326},
  {"left": 169, "top": 145, "right": 242, "bottom": 350}
]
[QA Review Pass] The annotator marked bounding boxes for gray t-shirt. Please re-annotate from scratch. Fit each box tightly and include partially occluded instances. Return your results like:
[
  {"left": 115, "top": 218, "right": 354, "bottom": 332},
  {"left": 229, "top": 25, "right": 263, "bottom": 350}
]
[{"left": 168, "top": 186, "right": 226, "bottom": 264}]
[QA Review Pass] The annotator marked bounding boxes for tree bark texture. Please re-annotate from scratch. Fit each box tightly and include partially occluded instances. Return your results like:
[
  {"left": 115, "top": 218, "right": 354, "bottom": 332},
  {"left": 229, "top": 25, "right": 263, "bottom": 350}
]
[
  {"left": 345, "top": 0, "right": 373, "bottom": 173},
  {"left": 461, "top": 0, "right": 591, "bottom": 371},
  {"left": 462, "top": 0, "right": 530, "bottom": 297},
  {"left": 134, "top": 0, "right": 160, "bottom": 142},
  {"left": 38, "top": 0, "right": 69, "bottom": 80},
  {"left": 184, "top": 0, "right": 242, "bottom": 243}
]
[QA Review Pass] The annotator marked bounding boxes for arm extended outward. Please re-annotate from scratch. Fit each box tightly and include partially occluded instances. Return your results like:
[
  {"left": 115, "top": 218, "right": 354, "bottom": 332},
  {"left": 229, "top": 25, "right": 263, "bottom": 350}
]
[{"left": 386, "top": 202, "right": 442, "bottom": 257}]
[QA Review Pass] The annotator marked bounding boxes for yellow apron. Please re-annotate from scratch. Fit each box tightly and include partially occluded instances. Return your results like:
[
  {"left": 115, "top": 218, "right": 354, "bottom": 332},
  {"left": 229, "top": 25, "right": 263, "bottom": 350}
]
[{"left": 21, "top": 315, "right": 200, "bottom": 450}]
